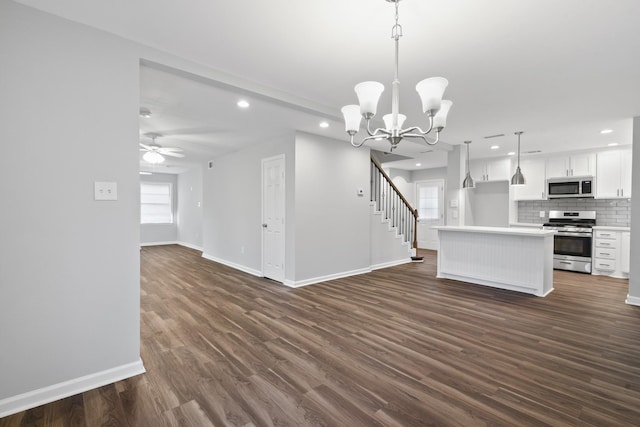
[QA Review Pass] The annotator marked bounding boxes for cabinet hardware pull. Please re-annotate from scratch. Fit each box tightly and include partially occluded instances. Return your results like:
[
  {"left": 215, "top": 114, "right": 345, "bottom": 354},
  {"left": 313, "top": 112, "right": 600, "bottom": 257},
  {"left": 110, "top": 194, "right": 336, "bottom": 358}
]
[{"left": 560, "top": 261, "right": 572, "bottom": 265}]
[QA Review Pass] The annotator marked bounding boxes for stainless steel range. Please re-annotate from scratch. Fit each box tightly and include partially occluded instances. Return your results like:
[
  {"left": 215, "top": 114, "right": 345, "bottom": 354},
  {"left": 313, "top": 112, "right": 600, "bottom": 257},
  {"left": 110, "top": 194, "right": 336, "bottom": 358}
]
[{"left": 543, "top": 210, "right": 596, "bottom": 274}]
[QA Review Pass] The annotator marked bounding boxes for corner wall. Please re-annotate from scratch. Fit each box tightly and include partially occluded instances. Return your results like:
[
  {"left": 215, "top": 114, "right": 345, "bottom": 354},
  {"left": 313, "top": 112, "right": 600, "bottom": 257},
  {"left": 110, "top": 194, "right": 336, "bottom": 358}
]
[
  {"left": 177, "top": 167, "right": 204, "bottom": 250},
  {"left": 293, "top": 133, "right": 371, "bottom": 284},
  {"left": 201, "top": 135, "right": 296, "bottom": 280},
  {"left": 0, "top": 1, "right": 143, "bottom": 415}
]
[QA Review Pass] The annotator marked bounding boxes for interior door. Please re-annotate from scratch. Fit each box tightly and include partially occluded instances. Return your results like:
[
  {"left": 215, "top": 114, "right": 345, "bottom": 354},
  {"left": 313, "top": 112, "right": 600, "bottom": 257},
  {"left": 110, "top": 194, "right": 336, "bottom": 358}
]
[
  {"left": 262, "top": 155, "right": 285, "bottom": 282},
  {"left": 416, "top": 179, "right": 444, "bottom": 250}
]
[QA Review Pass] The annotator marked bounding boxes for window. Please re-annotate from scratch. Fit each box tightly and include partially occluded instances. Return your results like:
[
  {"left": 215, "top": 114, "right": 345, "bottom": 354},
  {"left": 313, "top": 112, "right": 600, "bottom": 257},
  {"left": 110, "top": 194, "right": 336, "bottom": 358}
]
[
  {"left": 417, "top": 182, "right": 441, "bottom": 220},
  {"left": 141, "top": 182, "right": 173, "bottom": 224}
]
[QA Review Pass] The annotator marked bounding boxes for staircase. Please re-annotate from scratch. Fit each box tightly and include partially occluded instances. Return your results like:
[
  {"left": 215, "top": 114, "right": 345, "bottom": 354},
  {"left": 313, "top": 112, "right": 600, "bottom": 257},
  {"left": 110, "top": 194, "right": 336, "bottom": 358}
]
[{"left": 369, "top": 154, "right": 418, "bottom": 268}]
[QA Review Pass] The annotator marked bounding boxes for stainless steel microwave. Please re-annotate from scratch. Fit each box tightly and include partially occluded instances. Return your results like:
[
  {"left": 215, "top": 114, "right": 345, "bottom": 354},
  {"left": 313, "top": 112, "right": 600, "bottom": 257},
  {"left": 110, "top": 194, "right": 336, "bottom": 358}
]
[{"left": 547, "top": 176, "right": 595, "bottom": 198}]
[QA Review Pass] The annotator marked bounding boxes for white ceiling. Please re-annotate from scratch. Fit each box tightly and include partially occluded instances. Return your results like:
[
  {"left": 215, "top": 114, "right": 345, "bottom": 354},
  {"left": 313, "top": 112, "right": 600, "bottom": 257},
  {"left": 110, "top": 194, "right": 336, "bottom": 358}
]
[{"left": 15, "top": 0, "right": 640, "bottom": 172}]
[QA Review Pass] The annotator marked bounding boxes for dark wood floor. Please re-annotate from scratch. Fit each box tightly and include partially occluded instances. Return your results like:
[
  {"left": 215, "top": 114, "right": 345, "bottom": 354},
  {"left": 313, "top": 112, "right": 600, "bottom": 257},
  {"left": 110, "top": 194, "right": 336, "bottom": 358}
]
[{"left": 3, "top": 245, "right": 640, "bottom": 426}]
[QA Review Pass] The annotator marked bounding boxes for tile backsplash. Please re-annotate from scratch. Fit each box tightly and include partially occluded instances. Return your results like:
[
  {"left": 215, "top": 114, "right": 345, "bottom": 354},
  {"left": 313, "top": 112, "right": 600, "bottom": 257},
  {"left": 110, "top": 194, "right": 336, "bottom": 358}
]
[{"left": 518, "top": 199, "right": 631, "bottom": 227}]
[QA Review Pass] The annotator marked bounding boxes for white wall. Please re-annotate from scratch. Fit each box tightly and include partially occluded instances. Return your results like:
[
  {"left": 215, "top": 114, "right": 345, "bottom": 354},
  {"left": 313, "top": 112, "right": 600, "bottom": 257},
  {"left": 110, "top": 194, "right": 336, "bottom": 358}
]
[
  {"left": 628, "top": 117, "right": 640, "bottom": 302},
  {"left": 0, "top": 1, "right": 142, "bottom": 414},
  {"left": 177, "top": 167, "right": 203, "bottom": 249},
  {"left": 202, "top": 135, "right": 296, "bottom": 279},
  {"left": 140, "top": 173, "right": 178, "bottom": 244},
  {"left": 294, "top": 133, "right": 371, "bottom": 283}
]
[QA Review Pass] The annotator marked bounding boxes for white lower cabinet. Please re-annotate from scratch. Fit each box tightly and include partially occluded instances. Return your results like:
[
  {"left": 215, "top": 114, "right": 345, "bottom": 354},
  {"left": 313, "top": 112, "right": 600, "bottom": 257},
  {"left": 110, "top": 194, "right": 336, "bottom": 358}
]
[{"left": 592, "top": 228, "right": 630, "bottom": 278}]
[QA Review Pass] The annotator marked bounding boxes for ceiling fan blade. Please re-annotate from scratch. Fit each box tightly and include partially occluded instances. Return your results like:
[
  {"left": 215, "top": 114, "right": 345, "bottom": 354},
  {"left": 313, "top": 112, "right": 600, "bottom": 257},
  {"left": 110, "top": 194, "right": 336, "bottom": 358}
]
[
  {"left": 157, "top": 147, "right": 183, "bottom": 153},
  {"left": 139, "top": 143, "right": 153, "bottom": 150},
  {"left": 162, "top": 152, "right": 184, "bottom": 158}
]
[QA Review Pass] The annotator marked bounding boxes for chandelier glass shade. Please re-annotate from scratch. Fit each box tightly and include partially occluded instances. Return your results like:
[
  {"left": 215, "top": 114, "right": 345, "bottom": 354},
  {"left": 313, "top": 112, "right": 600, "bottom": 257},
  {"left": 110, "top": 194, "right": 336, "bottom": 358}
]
[
  {"left": 143, "top": 151, "right": 165, "bottom": 164},
  {"left": 341, "top": 0, "right": 452, "bottom": 151}
]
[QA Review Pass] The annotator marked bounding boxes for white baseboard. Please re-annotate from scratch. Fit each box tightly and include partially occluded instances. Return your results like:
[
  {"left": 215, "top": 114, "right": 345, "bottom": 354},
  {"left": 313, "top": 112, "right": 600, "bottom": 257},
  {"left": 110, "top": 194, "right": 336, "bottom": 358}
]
[
  {"left": 140, "top": 241, "right": 177, "bottom": 247},
  {"left": 176, "top": 241, "right": 203, "bottom": 252},
  {"left": 371, "top": 258, "right": 412, "bottom": 271},
  {"left": 0, "top": 359, "right": 145, "bottom": 418},
  {"left": 285, "top": 267, "right": 372, "bottom": 288},
  {"left": 626, "top": 295, "right": 640, "bottom": 306},
  {"left": 201, "top": 253, "right": 262, "bottom": 277}
]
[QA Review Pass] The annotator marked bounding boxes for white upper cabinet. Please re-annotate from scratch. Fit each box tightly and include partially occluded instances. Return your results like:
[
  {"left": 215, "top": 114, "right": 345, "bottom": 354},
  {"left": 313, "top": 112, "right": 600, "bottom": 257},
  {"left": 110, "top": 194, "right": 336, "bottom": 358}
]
[
  {"left": 596, "top": 149, "right": 632, "bottom": 198},
  {"left": 512, "top": 157, "right": 547, "bottom": 200},
  {"left": 546, "top": 153, "right": 596, "bottom": 178},
  {"left": 470, "top": 158, "right": 511, "bottom": 182}
]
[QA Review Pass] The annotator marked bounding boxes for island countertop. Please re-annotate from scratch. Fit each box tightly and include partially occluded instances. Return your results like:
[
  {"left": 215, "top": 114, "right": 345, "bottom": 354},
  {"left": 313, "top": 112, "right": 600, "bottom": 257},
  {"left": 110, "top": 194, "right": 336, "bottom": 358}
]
[
  {"left": 434, "top": 226, "right": 555, "bottom": 297},
  {"left": 433, "top": 225, "right": 556, "bottom": 237}
]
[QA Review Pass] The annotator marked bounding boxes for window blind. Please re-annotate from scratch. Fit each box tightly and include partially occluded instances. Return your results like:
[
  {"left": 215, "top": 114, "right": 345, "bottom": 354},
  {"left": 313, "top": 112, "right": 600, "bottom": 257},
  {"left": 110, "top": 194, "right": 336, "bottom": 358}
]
[{"left": 141, "top": 182, "right": 173, "bottom": 224}]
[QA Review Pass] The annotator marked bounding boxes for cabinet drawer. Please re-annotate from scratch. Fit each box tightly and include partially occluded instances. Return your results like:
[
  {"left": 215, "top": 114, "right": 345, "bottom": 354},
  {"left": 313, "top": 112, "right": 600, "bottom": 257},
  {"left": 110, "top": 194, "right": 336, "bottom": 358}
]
[
  {"left": 595, "top": 248, "right": 616, "bottom": 259},
  {"left": 594, "top": 259, "right": 616, "bottom": 271},
  {"left": 595, "top": 230, "right": 618, "bottom": 240},
  {"left": 595, "top": 239, "right": 618, "bottom": 249}
]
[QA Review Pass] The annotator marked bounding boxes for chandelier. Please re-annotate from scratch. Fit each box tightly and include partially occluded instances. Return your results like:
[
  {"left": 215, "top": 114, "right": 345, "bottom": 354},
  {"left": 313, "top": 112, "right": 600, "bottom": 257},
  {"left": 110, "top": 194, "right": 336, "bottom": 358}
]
[{"left": 341, "top": 0, "right": 452, "bottom": 151}]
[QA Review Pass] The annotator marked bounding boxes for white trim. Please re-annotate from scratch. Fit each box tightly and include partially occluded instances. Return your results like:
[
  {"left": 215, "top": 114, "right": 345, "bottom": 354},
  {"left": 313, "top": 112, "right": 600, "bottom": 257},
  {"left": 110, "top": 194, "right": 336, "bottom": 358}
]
[
  {"left": 140, "top": 241, "right": 177, "bottom": 247},
  {"left": 283, "top": 267, "right": 372, "bottom": 288},
  {"left": 202, "top": 253, "right": 262, "bottom": 277},
  {"left": 0, "top": 359, "right": 145, "bottom": 418},
  {"left": 626, "top": 295, "right": 640, "bottom": 306},
  {"left": 176, "top": 241, "right": 203, "bottom": 252},
  {"left": 371, "top": 258, "right": 412, "bottom": 271}
]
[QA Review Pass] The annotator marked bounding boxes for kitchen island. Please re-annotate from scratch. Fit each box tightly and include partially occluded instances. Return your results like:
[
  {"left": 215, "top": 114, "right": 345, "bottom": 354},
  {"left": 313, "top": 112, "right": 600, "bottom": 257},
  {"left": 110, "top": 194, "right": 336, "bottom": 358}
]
[{"left": 433, "top": 226, "right": 556, "bottom": 297}]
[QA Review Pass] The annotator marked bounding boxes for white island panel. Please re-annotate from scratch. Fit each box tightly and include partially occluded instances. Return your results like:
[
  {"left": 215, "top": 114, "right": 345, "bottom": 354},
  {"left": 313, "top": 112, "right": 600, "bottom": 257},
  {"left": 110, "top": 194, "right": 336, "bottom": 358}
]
[{"left": 434, "top": 226, "right": 555, "bottom": 297}]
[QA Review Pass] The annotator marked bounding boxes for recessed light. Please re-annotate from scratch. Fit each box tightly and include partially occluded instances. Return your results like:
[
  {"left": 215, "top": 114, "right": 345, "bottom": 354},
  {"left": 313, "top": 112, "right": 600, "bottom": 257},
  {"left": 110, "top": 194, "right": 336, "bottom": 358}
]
[
  {"left": 416, "top": 163, "right": 421, "bottom": 167},
  {"left": 237, "top": 100, "right": 250, "bottom": 108},
  {"left": 319, "top": 121, "right": 329, "bottom": 128},
  {"left": 600, "top": 129, "right": 613, "bottom": 134},
  {"left": 490, "top": 145, "right": 500, "bottom": 150},
  {"left": 608, "top": 142, "right": 619, "bottom": 147},
  {"left": 507, "top": 151, "right": 516, "bottom": 156}
]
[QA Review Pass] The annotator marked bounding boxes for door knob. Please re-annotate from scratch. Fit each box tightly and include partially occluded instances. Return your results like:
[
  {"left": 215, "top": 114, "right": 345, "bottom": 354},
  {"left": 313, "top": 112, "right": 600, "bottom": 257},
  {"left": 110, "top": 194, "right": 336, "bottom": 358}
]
[{"left": 262, "top": 223, "right": 268, "bottom": 228}]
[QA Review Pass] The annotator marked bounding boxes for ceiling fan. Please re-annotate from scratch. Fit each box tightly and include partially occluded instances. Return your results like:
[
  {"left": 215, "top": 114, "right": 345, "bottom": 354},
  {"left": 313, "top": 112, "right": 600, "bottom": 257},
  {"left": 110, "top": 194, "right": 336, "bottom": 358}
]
[{"left": 140, "top": 133, "right": 184, "bottom": 164}]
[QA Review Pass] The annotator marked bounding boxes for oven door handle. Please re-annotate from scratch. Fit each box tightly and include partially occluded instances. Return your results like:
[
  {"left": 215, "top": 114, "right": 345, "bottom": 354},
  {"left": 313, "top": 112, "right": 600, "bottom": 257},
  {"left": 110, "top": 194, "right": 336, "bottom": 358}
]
[{"left": 555, "top": 232, "right": 592, "bottom": 237}]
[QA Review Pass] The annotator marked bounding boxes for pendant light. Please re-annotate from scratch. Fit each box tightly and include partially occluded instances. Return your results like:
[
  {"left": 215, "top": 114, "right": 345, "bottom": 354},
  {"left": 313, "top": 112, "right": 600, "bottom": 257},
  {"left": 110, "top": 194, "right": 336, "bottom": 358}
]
[
  {"left": 462, "top": 140, "right": 474, "bottom": 189},
  {"left": 511, "top": 131, "right": 526, "bottom": 186}
]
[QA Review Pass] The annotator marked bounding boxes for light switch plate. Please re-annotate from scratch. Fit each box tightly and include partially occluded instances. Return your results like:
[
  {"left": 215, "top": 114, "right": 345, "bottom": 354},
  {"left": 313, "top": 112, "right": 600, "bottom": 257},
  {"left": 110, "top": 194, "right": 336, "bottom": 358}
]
[
  {"left": 94, "top": 181, "right": 117, "bottom": 201},
  {"left": 539, "top": 210, "right": 545, "bottom": 218}
]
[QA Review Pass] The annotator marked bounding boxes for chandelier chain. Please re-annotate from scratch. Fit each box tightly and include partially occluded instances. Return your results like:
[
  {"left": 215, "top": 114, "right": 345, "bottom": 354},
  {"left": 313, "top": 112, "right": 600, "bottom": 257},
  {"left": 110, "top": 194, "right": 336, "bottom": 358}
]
[{"left": 392, "top": 1, "right": 402, "bottom": 40}]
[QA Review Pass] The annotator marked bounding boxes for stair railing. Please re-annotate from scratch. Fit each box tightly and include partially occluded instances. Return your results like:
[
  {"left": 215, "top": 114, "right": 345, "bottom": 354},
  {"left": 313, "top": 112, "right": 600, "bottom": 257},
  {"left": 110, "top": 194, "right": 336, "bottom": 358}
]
[{"left": 370, "top": 154, "right": 419, "bottom": 250}]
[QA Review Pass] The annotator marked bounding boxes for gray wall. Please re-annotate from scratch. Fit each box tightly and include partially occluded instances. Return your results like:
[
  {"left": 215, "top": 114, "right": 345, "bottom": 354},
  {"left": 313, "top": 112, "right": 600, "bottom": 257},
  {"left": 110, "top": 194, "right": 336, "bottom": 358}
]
[
  {"left": 412, "top": 167, "right": 448, "bottom": 183},
  {"left": 387, "top": 168, "right": 414, "bottom": 206},
  {"left": 294, "top": 133, "right": 371, "bottom": 282},
  {"left": 518, "top": 198, "right": 631, "bottom": 227},
  {"left": 472, "top": 182, "right": 510, "bottom": 227},
  {"left": 202, "top": 134, "right": 296, "bottom": 279},
  {"left": 0, "top": 1, "right": 141, "bottom": 404},
  {"left": 140, "top": 173, "right": 178, "bottom": 244},
  {"left": 177, "top": 167, "right": 203, "bottom": 249},
  {"left": 629, "top": 117, "right": 639, "bottom": 300}
]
